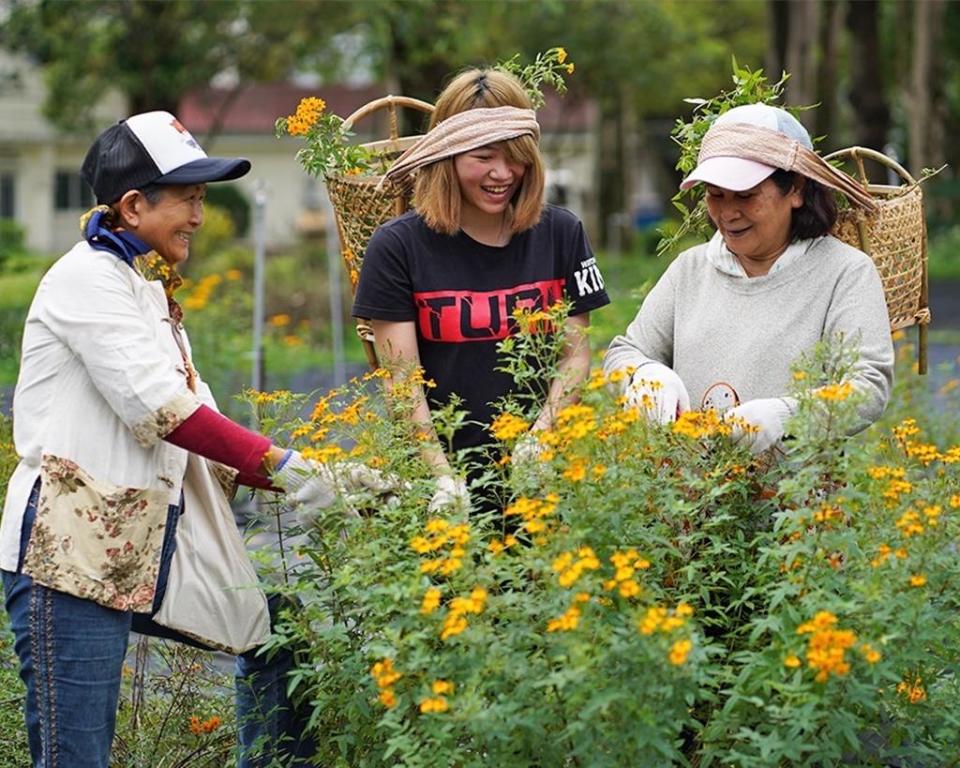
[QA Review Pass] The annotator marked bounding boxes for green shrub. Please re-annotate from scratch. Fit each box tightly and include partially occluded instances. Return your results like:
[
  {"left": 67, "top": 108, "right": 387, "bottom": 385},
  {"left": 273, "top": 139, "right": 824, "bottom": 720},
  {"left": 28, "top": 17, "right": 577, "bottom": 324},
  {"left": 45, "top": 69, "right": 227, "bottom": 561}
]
[{"left": 238, "top": 309, "right": 960, "bottom": 767}]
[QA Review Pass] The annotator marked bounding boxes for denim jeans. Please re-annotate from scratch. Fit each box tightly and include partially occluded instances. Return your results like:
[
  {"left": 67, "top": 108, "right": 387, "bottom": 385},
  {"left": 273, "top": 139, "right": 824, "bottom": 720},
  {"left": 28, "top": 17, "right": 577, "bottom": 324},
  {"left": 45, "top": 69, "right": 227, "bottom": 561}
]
[{"left": 1, "top": 481, "right": 315, "bottom": 768}]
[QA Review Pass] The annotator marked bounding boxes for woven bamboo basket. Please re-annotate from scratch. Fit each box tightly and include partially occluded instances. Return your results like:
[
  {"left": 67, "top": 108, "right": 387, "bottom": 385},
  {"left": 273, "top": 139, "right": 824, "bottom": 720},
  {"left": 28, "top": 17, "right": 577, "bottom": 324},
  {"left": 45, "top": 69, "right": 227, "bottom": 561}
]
[
  {"left": 825, "top": 146, "right": 930, "bottom": 374},
  {"left": 324, "top": 95, "right": 434, "bottom": 368}
]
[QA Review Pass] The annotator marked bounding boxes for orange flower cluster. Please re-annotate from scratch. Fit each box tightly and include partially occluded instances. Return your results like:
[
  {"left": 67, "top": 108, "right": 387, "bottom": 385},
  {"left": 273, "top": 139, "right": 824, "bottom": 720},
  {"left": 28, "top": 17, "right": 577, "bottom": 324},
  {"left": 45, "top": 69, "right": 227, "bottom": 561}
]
[
  {"left": 371, "top": 658, "right": 402, "bottom": 708},
  {"left": 440, "top": 587, "right": 488, "bottom": 641},
  {"left": 796, "top": 611, "right": 857, "bottom": 682},
  {"left": 284, "top": 96, "right": 326, "bottom": 136},
  {"left": 552, "top": 546, "right": 601, "bottom": 588},
  {"left": 602, "top": 549, "right": 650, "bottom": 599},
  {"left": 672, "top": 410, "right": 733, "bottom": 440},
  {"left": 489, "top": 411, "right": 531, "bottom": 442},
  {"left": 504, "top": 494, "right": 559, "bottom": 535},
  {"left": 870, "top": 543, "right": 908, "bottom": 568},
  {"left": 897, "top": 676, "right": 927, "bottom": 704},
  {"left": 411, "top": 518, "right": 471, "bottom": 576},
  {"left": 419, "top": 680, "right": 454, "bottom": 714},
  {"left": 188, "top": 714, "right": 222, "bottom": 735},
  {"left": 637, "top": 603, "right": 692, "bottom": 636}
]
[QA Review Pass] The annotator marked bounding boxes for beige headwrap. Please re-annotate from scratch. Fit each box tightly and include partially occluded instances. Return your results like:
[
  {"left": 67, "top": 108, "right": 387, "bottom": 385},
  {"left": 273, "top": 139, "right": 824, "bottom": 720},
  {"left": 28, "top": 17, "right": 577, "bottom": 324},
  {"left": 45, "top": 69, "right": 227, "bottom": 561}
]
[
  {"left": 698, "top": 123, "right": 878, "bottom": 212},
  {"left": 379, "top": 106, "right": 540, "bottom": 188}
]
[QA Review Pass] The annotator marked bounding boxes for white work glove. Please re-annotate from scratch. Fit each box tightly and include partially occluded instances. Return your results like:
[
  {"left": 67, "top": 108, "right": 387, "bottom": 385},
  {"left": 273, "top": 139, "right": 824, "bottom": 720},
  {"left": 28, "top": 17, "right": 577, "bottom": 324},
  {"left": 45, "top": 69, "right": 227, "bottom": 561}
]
[
  {"left": 624, "top": 363, "right": 691, "bottom": 424},
  {"left": 511, "top": 433, "right": 544, "bottom": 468},
  {"left": 275, "top": 450, "right": 337, "bottom": 510},
  {"left": 428, "top": 474, "right": 471, "bottom": 514},
  {"left": 724, "top": 397, "right": 798, "bottom": 455}
]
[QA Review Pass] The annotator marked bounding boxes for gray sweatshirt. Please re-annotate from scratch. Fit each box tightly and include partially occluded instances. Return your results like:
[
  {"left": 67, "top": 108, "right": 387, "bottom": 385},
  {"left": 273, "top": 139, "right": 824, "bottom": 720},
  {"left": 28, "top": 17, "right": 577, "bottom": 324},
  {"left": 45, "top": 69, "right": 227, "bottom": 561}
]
[{"left": 603, "top": 234, "right": 894, "bottom": 430}]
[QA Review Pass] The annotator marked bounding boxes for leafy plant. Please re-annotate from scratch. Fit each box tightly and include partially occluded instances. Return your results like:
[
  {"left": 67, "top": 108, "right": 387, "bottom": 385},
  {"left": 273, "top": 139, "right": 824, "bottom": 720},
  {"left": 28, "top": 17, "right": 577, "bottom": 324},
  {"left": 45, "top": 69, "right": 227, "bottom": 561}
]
[
  {"left": 657, "top": 59, "right": 793, "bottom": 258},
  {"left": 242, "top": 304, "right": 960, "bottom": 766}
]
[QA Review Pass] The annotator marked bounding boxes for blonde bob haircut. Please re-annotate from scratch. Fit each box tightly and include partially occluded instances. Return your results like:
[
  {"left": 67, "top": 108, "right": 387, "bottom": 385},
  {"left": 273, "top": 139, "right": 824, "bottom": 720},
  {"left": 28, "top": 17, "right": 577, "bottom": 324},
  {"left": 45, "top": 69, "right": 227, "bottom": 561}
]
[{"left": 414, "top": 68, "right": 545, "bottom": 236}]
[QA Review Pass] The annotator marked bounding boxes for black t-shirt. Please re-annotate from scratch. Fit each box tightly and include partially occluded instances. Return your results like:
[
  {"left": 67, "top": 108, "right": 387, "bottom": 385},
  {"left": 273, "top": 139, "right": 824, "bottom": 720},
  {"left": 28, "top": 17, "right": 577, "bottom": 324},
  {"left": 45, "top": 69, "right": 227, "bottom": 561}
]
[{"left": 353, "top": 205, "right": 610, "bottom": 454}]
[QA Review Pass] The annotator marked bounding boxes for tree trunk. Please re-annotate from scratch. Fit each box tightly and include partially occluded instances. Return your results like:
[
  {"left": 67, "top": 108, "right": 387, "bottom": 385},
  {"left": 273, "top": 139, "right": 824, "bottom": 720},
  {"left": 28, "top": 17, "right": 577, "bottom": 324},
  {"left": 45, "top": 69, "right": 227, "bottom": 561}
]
[
  {"left": 907, "top": 0, "right": 946, "bottom": 172},
  {"left": 783, "top": 0, "right": 820, "bottom": 126},
  {"left": 814, "top": 0, "right": 842, "bottom": 146},
  {"left": 765, "top": 0, "right": 789, "bottom": 80},
  {"left": 596, "top": 95, "right": 629, "bottom": 250},
  {"left": 845, "top": 0, "right": 890, "bottom": 154}
]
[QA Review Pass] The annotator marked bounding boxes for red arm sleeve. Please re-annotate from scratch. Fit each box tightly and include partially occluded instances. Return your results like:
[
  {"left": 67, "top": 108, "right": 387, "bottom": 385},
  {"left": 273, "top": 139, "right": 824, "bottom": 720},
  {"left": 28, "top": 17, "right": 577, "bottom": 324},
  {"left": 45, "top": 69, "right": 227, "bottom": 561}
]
[{"left": 165, "top": 404, "right": 273, "bottom": 479}]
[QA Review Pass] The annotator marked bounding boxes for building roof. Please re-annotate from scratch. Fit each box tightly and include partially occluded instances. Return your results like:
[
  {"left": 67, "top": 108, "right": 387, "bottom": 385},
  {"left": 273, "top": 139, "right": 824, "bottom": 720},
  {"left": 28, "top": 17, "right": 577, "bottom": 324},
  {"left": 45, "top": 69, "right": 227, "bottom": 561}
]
[{"left": 179, "top": 81, "right": 595, "bottom": 139}]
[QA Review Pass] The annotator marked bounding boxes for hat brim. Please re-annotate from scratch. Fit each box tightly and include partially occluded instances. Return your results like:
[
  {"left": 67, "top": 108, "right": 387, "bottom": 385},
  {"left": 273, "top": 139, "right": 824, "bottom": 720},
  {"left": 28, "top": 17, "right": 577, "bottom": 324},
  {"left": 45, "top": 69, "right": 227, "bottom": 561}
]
[
  {"left": 155, "top": 157, "right": 251, "bottom": 186},
  {"left": 679, "top": 157, "right": 776, "bottom": 192}
]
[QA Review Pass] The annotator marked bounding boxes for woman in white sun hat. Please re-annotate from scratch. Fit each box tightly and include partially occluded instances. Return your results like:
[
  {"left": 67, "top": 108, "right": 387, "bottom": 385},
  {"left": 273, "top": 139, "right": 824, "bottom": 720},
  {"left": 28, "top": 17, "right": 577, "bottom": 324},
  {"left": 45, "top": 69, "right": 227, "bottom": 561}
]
[
  {"left": 0, "top": 110, "right": 395, "bottom": 767},
  {"left": 604, "top": 103, "right": 894, "bottom": 454}
]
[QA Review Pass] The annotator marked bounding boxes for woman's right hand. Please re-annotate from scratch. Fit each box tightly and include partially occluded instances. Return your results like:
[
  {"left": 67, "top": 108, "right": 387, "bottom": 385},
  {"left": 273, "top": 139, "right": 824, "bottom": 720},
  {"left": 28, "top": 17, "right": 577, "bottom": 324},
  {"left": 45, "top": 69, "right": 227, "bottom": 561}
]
[{"left": 624, "top": 363, "right": 691, "bottom": 424}]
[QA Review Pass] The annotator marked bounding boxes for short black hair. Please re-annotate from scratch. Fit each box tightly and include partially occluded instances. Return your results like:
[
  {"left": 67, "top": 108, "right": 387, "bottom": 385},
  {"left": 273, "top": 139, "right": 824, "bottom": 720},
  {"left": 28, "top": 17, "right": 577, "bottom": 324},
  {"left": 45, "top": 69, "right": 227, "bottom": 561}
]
[{"left": 770, "top": 169, "right": 837, "bottom": 240}]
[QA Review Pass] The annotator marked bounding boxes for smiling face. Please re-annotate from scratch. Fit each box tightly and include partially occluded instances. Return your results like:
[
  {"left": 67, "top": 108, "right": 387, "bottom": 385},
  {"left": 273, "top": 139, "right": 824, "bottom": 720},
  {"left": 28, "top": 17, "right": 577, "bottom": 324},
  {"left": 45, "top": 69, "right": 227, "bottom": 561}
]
[
  {"left": 124, "top": 184, "right": 206, "bottom": 265},
  {"left": 705, "top": 177, "right": 804, "bottom": 271},
  {"left": 453, "top": 143, "right": 527, "bottom": 227}
]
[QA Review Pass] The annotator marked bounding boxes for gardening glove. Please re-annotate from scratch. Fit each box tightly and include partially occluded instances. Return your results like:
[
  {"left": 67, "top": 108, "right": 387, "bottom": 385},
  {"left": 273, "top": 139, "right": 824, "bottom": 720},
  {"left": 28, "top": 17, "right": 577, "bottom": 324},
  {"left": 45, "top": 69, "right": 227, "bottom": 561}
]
[
  {"left": 290, "top": 459, "right": 405, "bottom": 526},
  {"left": 276, "top": 450, "right": 338, "bottom": 510},
  {"left": 724, "top": 397, "right": 798, "bottom": 455},
  {"left": 511, "top": 433, "right": 544, "bottom": 468},
  {"left": 624, "top": 363, "right": 691, "bottom": 424},
  {"left": 428, "top": 474, "right": 471, "bottom": 514}
]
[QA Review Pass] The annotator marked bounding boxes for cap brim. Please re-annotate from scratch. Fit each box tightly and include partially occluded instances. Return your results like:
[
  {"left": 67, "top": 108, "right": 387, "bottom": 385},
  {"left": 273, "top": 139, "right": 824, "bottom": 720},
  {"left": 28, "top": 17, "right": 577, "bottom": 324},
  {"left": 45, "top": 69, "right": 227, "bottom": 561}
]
[
  {"left": 155, "top": 157, "right": 251, "bottom": 185},
  {"left": 679, "top": 157, "right": 776, "bottom": 192}
]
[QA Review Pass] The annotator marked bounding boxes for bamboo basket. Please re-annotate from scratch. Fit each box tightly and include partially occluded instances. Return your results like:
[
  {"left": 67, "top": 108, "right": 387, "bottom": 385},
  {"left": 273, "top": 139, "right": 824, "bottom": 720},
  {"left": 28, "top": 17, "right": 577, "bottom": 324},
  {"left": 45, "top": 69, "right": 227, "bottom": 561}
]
[
  {"left": 324, "top": 95, "right": 434, "bottom": 368},
  {"left": 826, "top": 147, "right": 930, "bottom": 374}
]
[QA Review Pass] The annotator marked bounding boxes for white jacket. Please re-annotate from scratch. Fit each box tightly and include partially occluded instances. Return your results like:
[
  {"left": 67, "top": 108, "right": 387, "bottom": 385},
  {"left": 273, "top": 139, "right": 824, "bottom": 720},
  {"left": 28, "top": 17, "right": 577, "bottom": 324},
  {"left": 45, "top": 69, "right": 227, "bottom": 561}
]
[{"left": 0, "top": 241, "right": 268, "bottom": 651}]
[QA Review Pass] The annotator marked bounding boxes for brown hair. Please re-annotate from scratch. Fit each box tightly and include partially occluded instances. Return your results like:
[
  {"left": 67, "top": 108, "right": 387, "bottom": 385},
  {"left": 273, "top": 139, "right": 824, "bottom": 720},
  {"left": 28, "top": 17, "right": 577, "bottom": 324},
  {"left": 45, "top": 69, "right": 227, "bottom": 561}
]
[{"left": 414, "top": 68, "right": 545, "bottom": 235}]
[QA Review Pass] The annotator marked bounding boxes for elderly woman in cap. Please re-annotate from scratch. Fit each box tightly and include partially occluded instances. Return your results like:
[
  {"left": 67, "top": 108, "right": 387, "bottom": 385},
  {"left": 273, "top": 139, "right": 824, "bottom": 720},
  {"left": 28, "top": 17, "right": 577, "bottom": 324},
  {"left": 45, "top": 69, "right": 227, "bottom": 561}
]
[
  {"left": 604, "top": 104, "right": 894, "bottom": 453},
  {"left": 353, "top": 68, "right": 610, "bottom": 512},
  {"left": 0, "top": 111, "right": 393, "bottom": 767}
]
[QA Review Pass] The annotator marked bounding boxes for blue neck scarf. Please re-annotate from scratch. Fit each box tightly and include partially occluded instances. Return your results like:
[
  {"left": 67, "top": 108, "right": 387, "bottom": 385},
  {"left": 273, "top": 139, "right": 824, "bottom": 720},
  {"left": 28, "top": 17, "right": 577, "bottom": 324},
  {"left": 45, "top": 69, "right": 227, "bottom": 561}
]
[{"left": 83, "top": 208, "right": 153, "bottom": 267}]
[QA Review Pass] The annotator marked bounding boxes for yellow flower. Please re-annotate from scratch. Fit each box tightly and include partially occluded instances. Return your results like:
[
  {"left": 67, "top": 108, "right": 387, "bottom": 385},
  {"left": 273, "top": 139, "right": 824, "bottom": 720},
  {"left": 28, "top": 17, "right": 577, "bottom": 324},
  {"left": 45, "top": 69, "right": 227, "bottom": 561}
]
[
  {"left": 490, "top": 412, "right": 530, "bottom": 442},
  {"left": 378, "top": 688, "right": 397, "bottom": 708},
  {"left": 815, "top": 382, "right": 854, "bottom": 401},
  {"left": 784, "top": 654, "right": 801, "bottom": 669},
  {"left": 269, "top": 313, "right": 291, "bottom": 327},
  {"left": 566, "top": 63, "right": 575, "bottom": 74},
  {"left": 419, "top": 696, "right": 449, "bottom": 714},
  {"left": 431, "top": 679, "right": 454, "bottom": 695},
  {"left": 421, "top": 587, "right": 441, "bottom": 614},
  {"left": 225, "top": 269, "right": 243, "bottom": 281},
  {"left": 668, "top": 639, "right": 693, "bottom": 665},
  {"left": 556, "top": 47, "right": 567, "bottom": 64},
  {"left": 909, "top": 574, "right": 927, "bottom": 587},
  {"left": 860, "top": 644, "right": 882, "bottom": 664}
]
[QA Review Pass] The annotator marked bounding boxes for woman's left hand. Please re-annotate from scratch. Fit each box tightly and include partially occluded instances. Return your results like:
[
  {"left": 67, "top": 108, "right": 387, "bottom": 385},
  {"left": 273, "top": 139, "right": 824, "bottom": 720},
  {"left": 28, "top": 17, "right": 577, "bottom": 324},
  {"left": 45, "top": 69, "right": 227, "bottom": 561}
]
[{"left": 724, "top": 397, "right": 797, "bottom": 454}]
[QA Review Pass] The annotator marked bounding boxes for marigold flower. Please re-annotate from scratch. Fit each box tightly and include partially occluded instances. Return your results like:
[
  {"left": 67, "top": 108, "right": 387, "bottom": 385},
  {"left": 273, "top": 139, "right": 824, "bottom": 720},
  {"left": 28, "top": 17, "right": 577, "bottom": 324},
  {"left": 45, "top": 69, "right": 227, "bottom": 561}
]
[
  {"left": 784, "top": 655, "right": 801, "bottom": 668},
  {"left": 431, "top": 679, "right": 454, "bottom": 695},
  {"left": 421, "top": 587, "right": 441, "bottom": 614},
  {"left": 546, "top": 605, "right": 581, "bottom": 632},
  {"left": 419, "top": 696, "right": 449, "bottom": 714},
  {"left": 440, "top": 613, "right": 469, "bottom": 641},
  {"left": 490, "top": 412, "right": 530, "bottom": 442},
  {"left": 860, "top": 644, "right": 882, "bottom": 664},
  {"left": 909, "top": 574, "right": 927, "bottom": 587},
  {"left": 379, "top": 688, "right": 397, "bottom": 708},
  {"left": 371, "top": 659, "right": 402, "bottom": 688},
  {"left": 668, "top": 639, "right": 693, "bottom": 665}
]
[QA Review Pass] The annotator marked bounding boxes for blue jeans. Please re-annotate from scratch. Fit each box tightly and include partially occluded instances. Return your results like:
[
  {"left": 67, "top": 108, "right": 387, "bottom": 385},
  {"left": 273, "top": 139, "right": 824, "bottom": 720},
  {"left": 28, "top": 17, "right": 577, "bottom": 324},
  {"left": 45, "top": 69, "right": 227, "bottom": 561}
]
[{"left": 1, "top": 482, "right": 315, "bottom": 767}]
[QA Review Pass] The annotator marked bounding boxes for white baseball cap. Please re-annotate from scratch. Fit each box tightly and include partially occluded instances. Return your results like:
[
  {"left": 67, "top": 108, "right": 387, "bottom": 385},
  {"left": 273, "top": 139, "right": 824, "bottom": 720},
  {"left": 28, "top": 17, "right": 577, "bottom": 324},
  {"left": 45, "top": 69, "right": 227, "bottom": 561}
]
[
  {"left": 679, "top": 104, "right": 812, "bottom": 192},
  {"left": 82, "top": 110, "right": 250, "bottom": 204}
]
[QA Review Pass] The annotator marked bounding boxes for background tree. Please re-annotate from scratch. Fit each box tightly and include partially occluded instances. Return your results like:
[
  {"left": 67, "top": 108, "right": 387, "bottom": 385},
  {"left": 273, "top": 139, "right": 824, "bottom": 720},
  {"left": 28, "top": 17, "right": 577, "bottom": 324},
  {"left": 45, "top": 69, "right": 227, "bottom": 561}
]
[{"left": 0, "top": 0, "right": 346, "bottom": 134}]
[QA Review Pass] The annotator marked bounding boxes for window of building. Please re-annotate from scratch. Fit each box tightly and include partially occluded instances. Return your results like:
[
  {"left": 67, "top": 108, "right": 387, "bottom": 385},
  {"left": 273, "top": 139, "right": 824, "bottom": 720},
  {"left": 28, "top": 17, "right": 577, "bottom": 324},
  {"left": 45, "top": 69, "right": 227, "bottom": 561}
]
[
  {"left": 0, "top": 172, "right": 14, "bottom": 219},
  {"left": 55, "top": 170, "right": 94, "bottom": 211}
]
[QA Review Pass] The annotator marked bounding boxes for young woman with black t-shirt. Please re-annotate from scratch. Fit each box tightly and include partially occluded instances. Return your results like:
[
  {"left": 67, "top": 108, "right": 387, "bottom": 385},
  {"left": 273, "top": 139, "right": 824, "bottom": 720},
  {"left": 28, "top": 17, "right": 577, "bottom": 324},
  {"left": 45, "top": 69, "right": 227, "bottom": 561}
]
[{"left": 353, "top": 68, "right": 609, "bottom": 513}]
